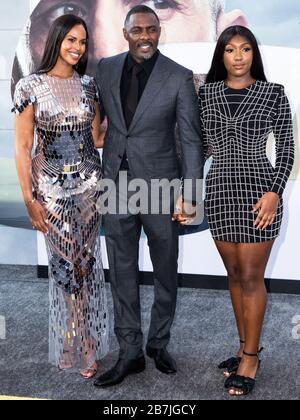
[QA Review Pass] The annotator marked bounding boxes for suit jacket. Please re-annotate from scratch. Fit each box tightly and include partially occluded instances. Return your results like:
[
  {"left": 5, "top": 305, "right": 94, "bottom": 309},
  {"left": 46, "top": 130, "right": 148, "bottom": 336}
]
[{"left": 96, "top": 52, "right": 204, "bottom": 202}]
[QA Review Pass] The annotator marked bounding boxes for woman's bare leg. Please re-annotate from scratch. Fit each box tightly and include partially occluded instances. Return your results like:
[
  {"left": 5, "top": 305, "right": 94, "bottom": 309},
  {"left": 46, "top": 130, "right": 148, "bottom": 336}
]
[
  {"left": 215, "top": 241, "right": 246, "bottom": 369},
  {"left": 228, "top": 241, "right": 274, "bottom": 395}
]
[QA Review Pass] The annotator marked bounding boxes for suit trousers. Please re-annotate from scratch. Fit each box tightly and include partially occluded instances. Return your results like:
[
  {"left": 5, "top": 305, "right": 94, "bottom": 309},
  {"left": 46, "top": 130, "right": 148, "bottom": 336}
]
[{"left": 103, "top": 171, "right": 179, "bottom": 360}]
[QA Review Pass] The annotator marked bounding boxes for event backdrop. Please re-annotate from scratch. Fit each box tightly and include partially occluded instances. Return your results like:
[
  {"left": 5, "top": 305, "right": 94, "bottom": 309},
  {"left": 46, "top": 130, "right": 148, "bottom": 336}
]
[{"left": 0, "top": 1, "right": 299, "bottom": 281}]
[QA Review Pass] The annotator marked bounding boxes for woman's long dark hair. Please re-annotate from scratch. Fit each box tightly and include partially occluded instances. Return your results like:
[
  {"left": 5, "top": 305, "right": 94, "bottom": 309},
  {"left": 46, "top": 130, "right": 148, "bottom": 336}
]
[
  {"left": 36, "top": 14, "right": 89, "bottom": 76},
  {"left": 206, "top": 26, "right": 267, "bottom": 83}
]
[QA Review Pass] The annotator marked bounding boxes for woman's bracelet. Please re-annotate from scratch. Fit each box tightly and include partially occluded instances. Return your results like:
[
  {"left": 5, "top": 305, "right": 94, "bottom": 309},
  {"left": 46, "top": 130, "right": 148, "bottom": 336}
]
[{"left": 25, "top": 198, "right": 36, "bottom": 206}]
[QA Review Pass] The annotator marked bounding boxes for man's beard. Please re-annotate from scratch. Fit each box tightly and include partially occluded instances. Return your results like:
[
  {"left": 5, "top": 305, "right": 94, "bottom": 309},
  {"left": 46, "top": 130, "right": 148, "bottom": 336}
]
[
  {"left": 141, "top": 49, "right": 156, "bottom": 61},
  {"left": 142, "top": 53, "right": 154, "bottom": 61}
]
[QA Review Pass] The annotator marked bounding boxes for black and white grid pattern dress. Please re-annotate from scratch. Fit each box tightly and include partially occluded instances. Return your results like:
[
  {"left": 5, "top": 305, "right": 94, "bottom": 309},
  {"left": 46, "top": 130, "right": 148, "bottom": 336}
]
[{"left": 199, "top": 81, "right": 294, "bottom": 243}]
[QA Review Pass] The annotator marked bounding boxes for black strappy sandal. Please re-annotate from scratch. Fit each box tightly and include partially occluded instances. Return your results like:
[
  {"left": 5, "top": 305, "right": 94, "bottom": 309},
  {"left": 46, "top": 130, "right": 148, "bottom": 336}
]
[
  {"left": 224, "top": 347, "right": 264, "bottom": 396},
  {"left": 218, "top": 340, "right": 245, "bottom": 377}
]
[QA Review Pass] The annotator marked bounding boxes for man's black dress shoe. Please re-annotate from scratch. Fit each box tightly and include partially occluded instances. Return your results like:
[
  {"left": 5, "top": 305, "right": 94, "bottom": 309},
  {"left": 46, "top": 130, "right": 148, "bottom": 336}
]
[
  {"left": 94, "top": 356, "right": 145, "bottom": 388},
  {"left": 146, "top": 347, "right": 177, "bottom": 374}
]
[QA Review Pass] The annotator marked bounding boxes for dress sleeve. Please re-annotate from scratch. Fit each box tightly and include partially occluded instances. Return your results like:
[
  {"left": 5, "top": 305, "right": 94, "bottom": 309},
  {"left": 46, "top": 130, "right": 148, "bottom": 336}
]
[
  {"left": 198, "top": 86, "right": 211, "bottom": 160},
  {"left": 89, "top": 76, "right": 107, "bottom": 124},
  {"left": 270, "top": 85, "right": 295, "bottom": 197},
  {"left": 94, "top": 64, "right": 107, "bottom": 123},
  {"left": 89, "top": 77, "right": 99, "bottom": 103},
  {"left": 12, "top": 77, "right": 36, "bottom": 114}
]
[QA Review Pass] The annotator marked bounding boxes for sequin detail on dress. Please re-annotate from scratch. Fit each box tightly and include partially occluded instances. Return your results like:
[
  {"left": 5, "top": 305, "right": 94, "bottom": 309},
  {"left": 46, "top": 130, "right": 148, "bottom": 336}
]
[{"left": 13, "top": 72, "right": 109, "bottom": 370}]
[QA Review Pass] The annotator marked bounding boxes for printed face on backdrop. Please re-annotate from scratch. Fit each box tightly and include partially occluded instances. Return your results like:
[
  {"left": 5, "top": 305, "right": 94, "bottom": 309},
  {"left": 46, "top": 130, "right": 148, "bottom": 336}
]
[{"left": 11, "top": 0, "right": 247, "bottom": 90}]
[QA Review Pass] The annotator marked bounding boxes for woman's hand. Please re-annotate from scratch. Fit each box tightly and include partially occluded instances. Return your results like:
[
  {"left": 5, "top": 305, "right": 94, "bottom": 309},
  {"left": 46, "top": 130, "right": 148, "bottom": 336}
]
[
  {"left": 253, "top": 192, "right": 280, "bottom": 230},
  {"left": 26, "top": 201, "right": 49, "bottom": 234},
  {"left": 172, "top": 196, "right": 197, "bottom": 225}
]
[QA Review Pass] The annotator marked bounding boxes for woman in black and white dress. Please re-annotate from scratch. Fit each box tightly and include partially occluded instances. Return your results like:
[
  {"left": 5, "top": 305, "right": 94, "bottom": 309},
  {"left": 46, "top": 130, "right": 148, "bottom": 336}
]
[{"left": 198, "top": 26, "right": 294, "bottom": 396}]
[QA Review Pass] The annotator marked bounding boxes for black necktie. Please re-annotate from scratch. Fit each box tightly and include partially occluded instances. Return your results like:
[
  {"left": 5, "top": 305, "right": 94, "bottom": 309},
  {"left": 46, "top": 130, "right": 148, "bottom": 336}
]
[{"left": 127, "top": 63, "right": 142, "bottom": 116}]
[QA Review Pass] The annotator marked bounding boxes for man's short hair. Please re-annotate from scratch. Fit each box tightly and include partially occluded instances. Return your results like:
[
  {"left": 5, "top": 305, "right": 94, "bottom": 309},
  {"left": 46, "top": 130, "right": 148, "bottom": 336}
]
[{"left": 124, "top": 5, "right": 160, "bottom": 28}]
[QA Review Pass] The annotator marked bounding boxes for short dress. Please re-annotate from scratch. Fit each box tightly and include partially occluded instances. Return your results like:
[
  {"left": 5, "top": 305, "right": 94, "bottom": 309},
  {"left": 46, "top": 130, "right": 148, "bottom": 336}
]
[{"left": 198, "top": 81, "right": 294, "bottom": 243}]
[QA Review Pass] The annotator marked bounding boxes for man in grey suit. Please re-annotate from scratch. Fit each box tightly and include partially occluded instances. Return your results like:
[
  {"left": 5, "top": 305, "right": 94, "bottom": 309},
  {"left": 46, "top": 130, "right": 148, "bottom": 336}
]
[{"left": 94, "top": 5, "right": 203, "bottom": 387}]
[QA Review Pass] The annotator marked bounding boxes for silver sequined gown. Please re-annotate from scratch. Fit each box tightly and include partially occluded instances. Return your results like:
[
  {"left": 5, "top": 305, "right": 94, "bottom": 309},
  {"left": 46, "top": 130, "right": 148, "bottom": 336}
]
[{"left": 13, "top": 72, "right": 109, "bottom": 371}]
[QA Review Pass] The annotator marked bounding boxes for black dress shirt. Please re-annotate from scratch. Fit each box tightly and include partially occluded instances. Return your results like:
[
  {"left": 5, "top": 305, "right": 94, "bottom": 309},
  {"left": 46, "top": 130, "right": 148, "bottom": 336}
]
[
  {"left": 121, "top": 50, "right": 159, "bottom": 127},
  {"left": 119, "top": 51, "right": 159, "bottom": 170}
]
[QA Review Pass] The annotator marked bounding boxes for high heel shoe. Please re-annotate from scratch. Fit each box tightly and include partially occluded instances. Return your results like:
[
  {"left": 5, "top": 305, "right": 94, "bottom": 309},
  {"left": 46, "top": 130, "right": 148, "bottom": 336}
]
[
  {"left": 224, "top": 347, "right": 264, "bottom": 396},
  {"left": 218, "top": 340, "right": 245, "bottom": 377},
  {"left": 80, "top": 362, "right": 98, "bottom": 379}
]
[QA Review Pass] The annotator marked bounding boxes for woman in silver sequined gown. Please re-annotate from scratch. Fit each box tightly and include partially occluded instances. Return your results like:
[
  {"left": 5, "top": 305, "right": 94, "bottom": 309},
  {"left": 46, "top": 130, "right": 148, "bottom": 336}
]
[{"left": 13, "top": 15, "right": 108, "bottom": 378}]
